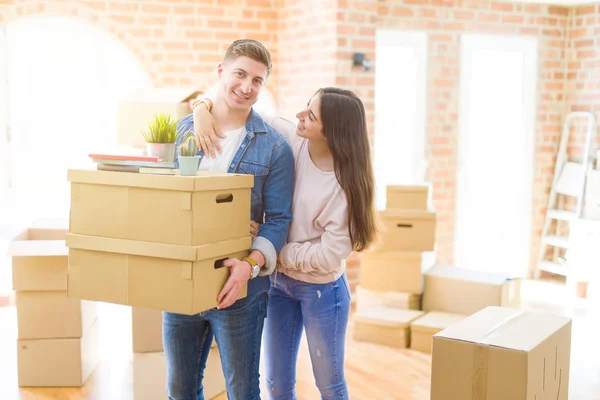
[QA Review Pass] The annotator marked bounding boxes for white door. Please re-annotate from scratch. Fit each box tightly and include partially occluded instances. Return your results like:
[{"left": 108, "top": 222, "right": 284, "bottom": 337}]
[
  {"left": 373, "top": 30, "right": 428, "bottom": 210},
  {"left": 0, "top": 26, "right": 10, "bottom": 219},
  {"left": 455, "top": 34, "right": 537, "bottom": 277},
  {"left": 6, "top": 16, "right": 151, "bottom": 221}
]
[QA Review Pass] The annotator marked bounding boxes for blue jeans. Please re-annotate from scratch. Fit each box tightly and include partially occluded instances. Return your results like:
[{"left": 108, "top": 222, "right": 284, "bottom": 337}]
[
  {"left": 264, "top": 272, "right": 351, "bottom": 400},
  {"left": 163, "top": 292, "right": 268, "bottom": 400}
]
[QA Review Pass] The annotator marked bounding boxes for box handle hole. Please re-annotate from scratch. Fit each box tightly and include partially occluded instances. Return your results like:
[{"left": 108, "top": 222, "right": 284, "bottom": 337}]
[
  {"left": 214, "top": 258, "right": 228, "bottom": 269},
  {"left": 216, "top": 193, "right": 233, "bottom": 204},
  {"left": 396, "top": 223, "right": 413, "bottom": 228}
]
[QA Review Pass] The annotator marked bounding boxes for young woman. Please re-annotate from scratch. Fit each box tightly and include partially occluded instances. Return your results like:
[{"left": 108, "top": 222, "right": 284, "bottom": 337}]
[{"left": 194, "top": 87, "right": 378, "bottom": 400}]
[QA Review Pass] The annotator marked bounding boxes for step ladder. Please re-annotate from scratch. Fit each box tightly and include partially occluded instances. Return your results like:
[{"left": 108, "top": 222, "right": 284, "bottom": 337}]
[{"left": 535, "top": 111, "right": 598, "bottom": 279}]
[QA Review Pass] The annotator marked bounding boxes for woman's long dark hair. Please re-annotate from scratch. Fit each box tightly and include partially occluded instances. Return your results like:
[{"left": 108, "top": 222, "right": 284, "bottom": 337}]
[{"left": 316, "top": 87, "right": 377, "bottom": 252}]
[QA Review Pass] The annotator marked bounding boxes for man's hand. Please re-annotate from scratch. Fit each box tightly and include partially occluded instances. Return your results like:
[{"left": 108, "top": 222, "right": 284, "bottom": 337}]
[
  {"left": 249, "top": 220, "right": 260, "bottom": 238},
  {"left": 193, "top": 102, "right": 226, "bottom": 159},
  {"left": 217, "top": 258, "right": 252, "bottom": 309}
]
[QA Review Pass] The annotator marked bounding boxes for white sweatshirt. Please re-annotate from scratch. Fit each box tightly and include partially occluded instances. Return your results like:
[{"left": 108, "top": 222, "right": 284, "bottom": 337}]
[{"left": 263, "top": 114, "right": 353, "bottom": 284}]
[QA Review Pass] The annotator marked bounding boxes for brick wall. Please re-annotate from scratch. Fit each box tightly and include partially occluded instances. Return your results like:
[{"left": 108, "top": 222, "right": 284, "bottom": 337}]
[
  {"left": 566, "top": 4, "right": 600, "bottom": 155},
  {"left": 0, "top": 0, "right": 598, "bottom": 292},
  {"left": 276, "top": 0, "right": 338, "bottom": 119},
  {"left": 0, "top": 0, "right": 279, "bottom": 93},
  {"left": 336, "top": 1, "right": 581, "bottom": 283}
]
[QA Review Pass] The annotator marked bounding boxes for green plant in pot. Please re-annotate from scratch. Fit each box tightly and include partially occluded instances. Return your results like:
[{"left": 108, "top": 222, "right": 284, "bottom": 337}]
[
  {"left": 141, "top": 112, "right": 178, "bottom": 162},
  {"left": 178, "top": 131, "right": 200, "bottom": 176}
]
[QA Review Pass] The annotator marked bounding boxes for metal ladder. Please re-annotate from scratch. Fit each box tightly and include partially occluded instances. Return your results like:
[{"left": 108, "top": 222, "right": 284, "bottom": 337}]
[{"left": 535, "top": 111, "right": 598, "bottom": 279}]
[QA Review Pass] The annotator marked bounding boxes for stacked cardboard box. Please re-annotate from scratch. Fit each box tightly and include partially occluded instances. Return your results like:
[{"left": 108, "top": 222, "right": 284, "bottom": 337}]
[
  {"left": 133, "top": 341, "right": 226, "bottom": 400},
  {"left": 117, "top": 87, "right": 202, "bottom": 149},
  {"left": 65, "top": 169, "right": 255, "bottom": 315},
  {"left": 9, "top": 220, "right": 99, "bottom": 387},
  {"left": 408, "top": 264, "right": 520, "bottom": 354},
  {"left": 431, "top": 306, "right": 572, "bottom": 400},
  {"left": 353, "top": 184, "right": 436, "bottom": 348}
]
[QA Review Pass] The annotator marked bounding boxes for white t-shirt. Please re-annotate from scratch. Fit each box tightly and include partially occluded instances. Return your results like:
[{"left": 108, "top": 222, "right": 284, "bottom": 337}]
[{"left": 198, "top": 127, "right": 247, "bottom": 172}]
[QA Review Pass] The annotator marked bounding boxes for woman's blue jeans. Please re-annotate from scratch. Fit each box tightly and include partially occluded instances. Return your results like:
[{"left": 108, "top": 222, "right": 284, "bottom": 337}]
[{"left": 264, "top": 272, "right": 352, "bottom": 400}]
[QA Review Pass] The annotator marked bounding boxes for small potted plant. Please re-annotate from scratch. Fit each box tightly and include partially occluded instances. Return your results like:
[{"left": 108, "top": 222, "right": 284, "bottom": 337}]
[
  {"left": 141, "top": 112, "right": 178, "bottom": 162},
  {"left": 178, "top": 131, "right": 200, "bottom": 176}
]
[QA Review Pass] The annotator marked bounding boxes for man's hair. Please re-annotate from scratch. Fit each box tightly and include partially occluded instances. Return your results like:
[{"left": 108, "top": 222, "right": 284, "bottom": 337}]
[{"left": 223, "top": 39, "right": 272, "bottom": 76}]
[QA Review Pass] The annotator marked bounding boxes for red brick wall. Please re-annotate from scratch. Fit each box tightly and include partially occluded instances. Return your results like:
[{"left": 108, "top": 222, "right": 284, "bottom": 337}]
[
  {"left": 336, "top": 0, "right": 581, "bottom": 282},
  {"left": 0, "top": 0, "right": 279, "bottom": 92},
  {"left": 276, "top": 0, "right": 338, "bottom": 119},
  {"left": 566, "top": 4, "right": 600, "bottom": 156}
]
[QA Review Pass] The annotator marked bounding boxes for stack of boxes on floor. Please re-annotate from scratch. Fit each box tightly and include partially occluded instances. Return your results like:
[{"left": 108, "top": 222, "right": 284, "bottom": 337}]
[
  {"left": 9, "top": 219, "right": 99, "bottom": 387},
  {"left": 353, "top": 184, "right": 439, "bottom": 350},
  {"left": 65, "top": 169, "right": 255, "bottom": 398},
  {"left": 131, "top": 308, "right": 224, "bottom": 400},
  {"left": 352, "top": 184, "right": 523, "bottom": 354}
]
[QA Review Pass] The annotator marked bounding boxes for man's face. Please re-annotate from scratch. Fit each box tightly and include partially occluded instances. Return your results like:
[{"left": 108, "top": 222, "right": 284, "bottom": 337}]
[{"left": 217, "top": 56, "right": 268, "bottom": 111}]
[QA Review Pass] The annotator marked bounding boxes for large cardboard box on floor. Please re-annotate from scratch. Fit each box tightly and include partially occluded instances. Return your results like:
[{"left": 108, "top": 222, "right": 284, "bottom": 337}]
[
  {"left": 355, "top": 285, "right": 421, "bottom": 312},
  {"left": 423, "top": 264, "right": 521, "bottom": 315},
  {"left": 386, "top": 184, "right": 429, "bottom": 210},
  {"left": 68, "top": 169, "right": 254, "bottom": 246},
  {"left": 409, "top": 311, "right": 467, "bottom": 354},
  {"left": 17, "top": 318, "right": 100, "bottom": 387},
  {"left": 376, "top": 209, "right": 436, "bottom": 252},
  {"left": 132, "top": 307, "right": 163, "bottom": 353},
  {"left": 117, "top": 87, "right": 202, "bottom": 149},
  {"left": 16, "top": 291, "right": 97, "bottom": 340},
  {"left": 431, "top": 306, "right": 571, "bottom": 400},
  {"left": 353, "top": 308, "right": 425, "bottom": 348},
  {"left": 360, "top": 251, "right": 435, "bottom": 294},
  {"left": 133, "top": 345, "right": 224, "bottom": 400},
  {"left": 66, "top": 233, "right": 251, "bottom": 315}
]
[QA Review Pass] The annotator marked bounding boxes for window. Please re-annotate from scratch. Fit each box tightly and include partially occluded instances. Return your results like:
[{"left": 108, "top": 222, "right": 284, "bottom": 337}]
[
  {"left": 4, "top": 16, "right": 151, "bottom": 222},
  {"left": 373, "top": 30, "right": 428, "bottom": 210},
  {"left": 455, "top": 34, "right": 537, "bottom": 277}
]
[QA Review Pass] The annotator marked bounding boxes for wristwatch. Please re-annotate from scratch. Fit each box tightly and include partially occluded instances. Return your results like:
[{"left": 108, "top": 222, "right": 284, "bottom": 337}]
[
  {"left": 242, "top": 256, "right": 260, "bottom": 279},
  {"left": 191, "top": 98, "right": 213, "bottom": 111}
]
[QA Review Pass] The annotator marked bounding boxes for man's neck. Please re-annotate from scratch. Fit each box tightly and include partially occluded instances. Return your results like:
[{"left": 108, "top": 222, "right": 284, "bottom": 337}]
[{"left": 211, "top": 98, "right": 250, "bottom": 132}]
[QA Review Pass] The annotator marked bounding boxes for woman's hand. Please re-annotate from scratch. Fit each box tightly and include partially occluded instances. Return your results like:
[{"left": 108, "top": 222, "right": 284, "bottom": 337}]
[
  {"left": 250, "top": 221, "right": 260, "bottom": 238},
  {"left": 193, "top": 103, "right": 226, "bottom": 159}
]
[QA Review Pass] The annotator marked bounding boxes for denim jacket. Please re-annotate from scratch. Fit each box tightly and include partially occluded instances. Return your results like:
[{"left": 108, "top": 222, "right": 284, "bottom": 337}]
[{"left": 174, "top": 109, "right": 295, "bottom": 309}]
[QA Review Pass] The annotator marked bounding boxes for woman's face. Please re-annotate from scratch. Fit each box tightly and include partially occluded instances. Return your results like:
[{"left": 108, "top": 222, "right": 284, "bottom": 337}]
[{"left": 296, "top": 94, "right": 324, "bottom": 141}]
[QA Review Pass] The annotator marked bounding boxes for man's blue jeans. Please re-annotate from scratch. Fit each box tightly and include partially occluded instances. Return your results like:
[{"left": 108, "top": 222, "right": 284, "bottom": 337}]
[
  {"left": 163, "top": 292, "right": 268, "bottom": 400},
  {"left": 264, "top": 272, "right": 351, "bottom": 400}
]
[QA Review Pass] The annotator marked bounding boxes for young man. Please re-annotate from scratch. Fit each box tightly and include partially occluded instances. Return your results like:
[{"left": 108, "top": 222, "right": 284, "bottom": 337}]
[{"left": 164, "top": 39, "right": 295, "bottom": 400}]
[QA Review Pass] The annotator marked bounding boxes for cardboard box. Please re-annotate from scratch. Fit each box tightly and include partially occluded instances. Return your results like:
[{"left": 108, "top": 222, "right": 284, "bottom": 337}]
[
  {"left": 10, "top": 224, "right": 69, "bottom": 291},
  {"left": 67, "top": 234, "right": 251, "bottom": 315},
  {"left": 353, "top": 308, "right": 425, "bottom": 348},
  {"left": 117, "top": 88, "right": 202, "bottom": 149},
  {"left": 423, "top": 264, "right": 521, "bottom": 316},
  {"left": 355, "top": 285, "right": 421, "bottom": 312},
  {"left": 17, "top": 318, "right": 100, "bottom": 387},
  {"left": 386, "top": 184, "right": 429, "bottom": 210},
  {"left": 68, "top": 169, "right": 254, "bottom": 246},
  {"left": 132, "top": 307, "right": 163, "bottom": 353},
  {"left": 16, "top": 291, "right": 97, "bottom": 340},
  {"left": 377, "top": 209, "right": 436, "bottom": 252},
  {"left": 409, "top": 311, "right": 467, "bottom": 354},
  {"left": 133, "top": 346, "right": 225, "bottom": 400},
  {"left": 431, "top": 306, "right": 571, "bottom": 400},
  {"left": 360, "top": 251, "right": 435, "bottom": 294}
]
